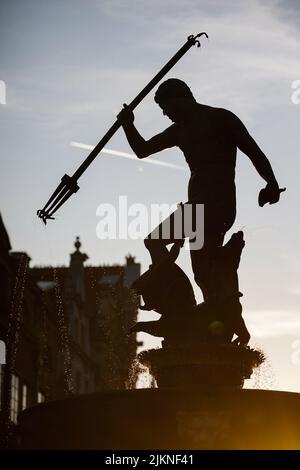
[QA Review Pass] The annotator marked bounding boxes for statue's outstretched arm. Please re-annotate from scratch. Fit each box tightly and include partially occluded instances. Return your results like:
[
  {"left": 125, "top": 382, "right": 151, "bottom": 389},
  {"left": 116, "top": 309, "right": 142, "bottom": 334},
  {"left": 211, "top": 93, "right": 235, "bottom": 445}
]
[
  {"left": 233, "top": 115, "right": 278, "bottom": 186},
  {"left": 231, "top": 113, "right": 285, "bottom": 206}
]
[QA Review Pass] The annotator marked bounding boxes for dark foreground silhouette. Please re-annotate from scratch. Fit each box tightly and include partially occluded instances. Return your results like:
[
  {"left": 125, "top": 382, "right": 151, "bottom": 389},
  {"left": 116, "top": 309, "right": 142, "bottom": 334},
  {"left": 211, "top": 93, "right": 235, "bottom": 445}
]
[{"left": 118, "top": 78, "right": 285, "bottom": 344}]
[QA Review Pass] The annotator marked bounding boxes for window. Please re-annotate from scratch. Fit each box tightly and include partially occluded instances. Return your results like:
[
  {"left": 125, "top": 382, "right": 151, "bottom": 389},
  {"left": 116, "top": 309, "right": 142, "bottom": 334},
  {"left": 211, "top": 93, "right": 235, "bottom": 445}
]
[
  {"left": 22, "top": 384, "right": 28, "bottom": 410},
  {"left": 10, "top": 374, "right": 19, "bottom": 423},
  {"left": 37, "top": 391, "right": 45, "bottom": 404}
]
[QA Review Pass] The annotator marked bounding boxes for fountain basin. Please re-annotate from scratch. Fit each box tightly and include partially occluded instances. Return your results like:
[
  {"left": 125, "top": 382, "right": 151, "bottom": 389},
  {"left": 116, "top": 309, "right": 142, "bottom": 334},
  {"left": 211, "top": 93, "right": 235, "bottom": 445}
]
[{"left": 18, "top": 388, "right": 300, "bottom": 450}]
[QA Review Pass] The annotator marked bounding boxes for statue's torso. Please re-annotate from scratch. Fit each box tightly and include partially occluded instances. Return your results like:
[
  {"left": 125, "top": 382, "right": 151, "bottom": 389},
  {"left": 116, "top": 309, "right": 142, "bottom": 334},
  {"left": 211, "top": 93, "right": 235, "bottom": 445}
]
[{"left": 174, "top": 104, "right": 237, "bottom": 204}]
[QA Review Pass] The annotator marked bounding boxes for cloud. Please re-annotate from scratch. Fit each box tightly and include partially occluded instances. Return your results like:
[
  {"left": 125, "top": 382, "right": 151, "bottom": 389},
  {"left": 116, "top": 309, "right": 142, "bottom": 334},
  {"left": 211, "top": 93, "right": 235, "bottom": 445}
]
[
  {"left": 247, "top": 309, "right": 300, "bottom": 338},
  {"left": 287, "top": 287, "right": 300, "bottom": 297},
  {"left": 96, "top": 0, "right": 300, "bottom": 118},
  {"left": 71, "top": 141, "right": 187, "bottom": 171},
  {"left": 6, "top": 0, "right": 300, "bottom": 138}
]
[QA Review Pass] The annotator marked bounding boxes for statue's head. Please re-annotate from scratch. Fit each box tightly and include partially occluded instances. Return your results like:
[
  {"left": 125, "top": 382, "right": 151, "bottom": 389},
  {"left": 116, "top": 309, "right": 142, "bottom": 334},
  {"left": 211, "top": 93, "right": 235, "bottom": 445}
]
[{"left": 154, "top": 78, "right": 196, "bottom": 124}]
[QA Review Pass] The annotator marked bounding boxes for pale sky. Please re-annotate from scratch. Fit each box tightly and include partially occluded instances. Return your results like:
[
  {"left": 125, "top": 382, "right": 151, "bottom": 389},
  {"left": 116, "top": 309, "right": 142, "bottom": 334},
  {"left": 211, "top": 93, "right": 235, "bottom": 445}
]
[{"left": 0, "top": 0, "right": 300, "bottom": 392}]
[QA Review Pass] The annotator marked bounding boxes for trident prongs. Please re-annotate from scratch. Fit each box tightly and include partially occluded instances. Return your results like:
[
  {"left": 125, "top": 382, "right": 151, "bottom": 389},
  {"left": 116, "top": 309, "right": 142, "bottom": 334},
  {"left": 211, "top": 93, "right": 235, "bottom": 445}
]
[
  {"left": 36, "top": 210, "right": 55, "bottom": 225},
  {"left": 37, "top": 174, "right": 80, "bottom": 224},
  {"left": 188, "top": 32, "right": 208, "bottom": 47}
]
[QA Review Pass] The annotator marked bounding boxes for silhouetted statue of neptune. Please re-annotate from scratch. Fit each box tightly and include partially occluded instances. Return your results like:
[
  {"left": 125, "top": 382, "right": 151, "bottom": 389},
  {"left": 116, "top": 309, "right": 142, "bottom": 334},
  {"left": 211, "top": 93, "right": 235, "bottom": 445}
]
[{"left": 118, "top": 79, "right": 284, "bottom": 344}]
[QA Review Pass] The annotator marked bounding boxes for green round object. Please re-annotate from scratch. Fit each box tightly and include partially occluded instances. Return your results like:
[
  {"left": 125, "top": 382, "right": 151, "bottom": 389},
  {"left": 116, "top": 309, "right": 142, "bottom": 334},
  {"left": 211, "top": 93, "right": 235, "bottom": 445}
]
[{"left": 209, "top": 320, "right": 225, "bottom": 336}]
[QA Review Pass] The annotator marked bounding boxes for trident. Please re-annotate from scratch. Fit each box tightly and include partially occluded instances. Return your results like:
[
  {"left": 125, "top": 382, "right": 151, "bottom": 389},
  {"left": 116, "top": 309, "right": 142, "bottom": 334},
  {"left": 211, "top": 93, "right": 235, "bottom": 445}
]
[{"left": 37, "top": 33, "right": 208, "bottom": 224}]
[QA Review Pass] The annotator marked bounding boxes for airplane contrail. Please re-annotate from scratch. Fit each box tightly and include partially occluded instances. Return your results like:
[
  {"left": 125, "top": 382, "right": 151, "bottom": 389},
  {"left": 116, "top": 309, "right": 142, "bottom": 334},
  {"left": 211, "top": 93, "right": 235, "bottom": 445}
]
[{"left": 71, "top": 141, "right": 187, "bottom": 172}]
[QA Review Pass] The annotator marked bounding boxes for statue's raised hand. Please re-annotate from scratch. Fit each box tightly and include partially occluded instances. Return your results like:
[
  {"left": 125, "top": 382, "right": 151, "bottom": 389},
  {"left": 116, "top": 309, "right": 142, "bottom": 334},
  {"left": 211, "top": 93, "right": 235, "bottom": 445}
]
[{"left": 117, "top": 103, "right": 135, "bottom": 126}]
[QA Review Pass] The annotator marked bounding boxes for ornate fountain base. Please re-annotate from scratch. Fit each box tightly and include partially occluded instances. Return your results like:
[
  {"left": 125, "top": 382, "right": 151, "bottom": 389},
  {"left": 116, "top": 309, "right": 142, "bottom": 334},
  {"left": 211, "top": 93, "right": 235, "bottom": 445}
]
[{"left": 17, "top": 344, "right": 300, "bottom": 449}]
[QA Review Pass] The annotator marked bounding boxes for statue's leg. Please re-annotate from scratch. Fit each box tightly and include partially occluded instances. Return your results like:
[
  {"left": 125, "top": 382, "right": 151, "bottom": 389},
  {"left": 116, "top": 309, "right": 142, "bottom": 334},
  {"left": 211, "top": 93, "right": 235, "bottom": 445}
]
[
  {"left": 219, "top": 231, "right": 245, "bottom": 298},
  {"left": 190, "top": 203, "right": 236, "bottom": 301},
  {"left": 190, "top": 240, "right": 224, "bottom": 302},
  {"left": 144, "top": 204, "right": 185, "bottom": 264}
]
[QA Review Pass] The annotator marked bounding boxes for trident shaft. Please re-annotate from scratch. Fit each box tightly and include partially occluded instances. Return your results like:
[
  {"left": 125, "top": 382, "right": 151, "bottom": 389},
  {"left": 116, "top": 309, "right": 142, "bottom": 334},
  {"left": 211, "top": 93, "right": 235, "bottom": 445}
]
[{"left": 37, "top": 32, "right": 208, "bottom": 224}]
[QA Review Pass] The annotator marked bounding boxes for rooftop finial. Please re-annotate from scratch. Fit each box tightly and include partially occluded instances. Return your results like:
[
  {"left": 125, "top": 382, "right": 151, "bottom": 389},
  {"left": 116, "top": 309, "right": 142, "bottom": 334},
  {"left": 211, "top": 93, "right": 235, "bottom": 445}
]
[{"left": 74, "top": 236, "right": 81, "bottom": 252}]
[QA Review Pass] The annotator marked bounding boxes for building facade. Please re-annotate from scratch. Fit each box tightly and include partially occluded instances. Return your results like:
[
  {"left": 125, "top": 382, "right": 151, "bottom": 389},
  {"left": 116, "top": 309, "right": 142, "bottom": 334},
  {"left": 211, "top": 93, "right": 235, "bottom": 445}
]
[{"left": 0, "top": 214, "right": 140, "bottom": 445}]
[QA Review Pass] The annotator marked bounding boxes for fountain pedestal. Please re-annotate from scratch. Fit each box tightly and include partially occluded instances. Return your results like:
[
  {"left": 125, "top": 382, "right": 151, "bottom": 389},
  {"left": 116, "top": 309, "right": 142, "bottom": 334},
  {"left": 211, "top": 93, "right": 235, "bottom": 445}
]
[
  {"left": 138, "top": 344, "right": 263, "bottom": 389},
  {"left": 17, "top": 344, "right": 300, "bottom": 449}
]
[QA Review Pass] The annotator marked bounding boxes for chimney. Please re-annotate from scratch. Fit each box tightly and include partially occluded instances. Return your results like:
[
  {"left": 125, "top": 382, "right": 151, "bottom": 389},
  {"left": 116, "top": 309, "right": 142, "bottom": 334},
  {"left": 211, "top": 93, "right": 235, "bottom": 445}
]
[{"left": 123, "top": 254, "right": 141, "bottom": 288}]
